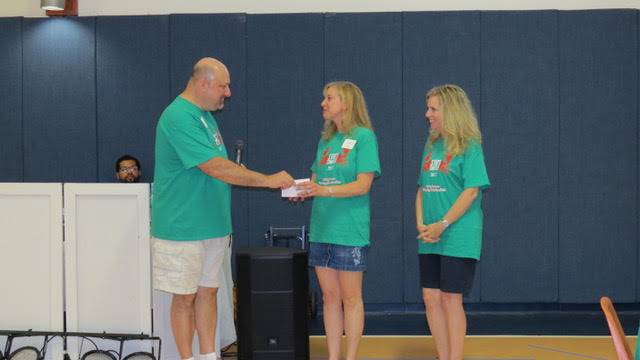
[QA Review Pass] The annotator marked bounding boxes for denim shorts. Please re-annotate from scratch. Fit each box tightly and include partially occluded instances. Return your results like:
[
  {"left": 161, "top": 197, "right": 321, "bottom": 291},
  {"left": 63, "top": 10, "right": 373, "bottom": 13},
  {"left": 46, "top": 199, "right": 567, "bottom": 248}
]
[{"left": 308, "top": 242, "right": 369, "bottom": 272}]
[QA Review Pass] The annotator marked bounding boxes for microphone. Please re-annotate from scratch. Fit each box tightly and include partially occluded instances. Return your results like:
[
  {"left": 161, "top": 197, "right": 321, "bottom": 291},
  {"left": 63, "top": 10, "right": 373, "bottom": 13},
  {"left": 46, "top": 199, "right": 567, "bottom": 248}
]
[{"left": 234, "top": 140, "right": 245, "bottom": 165}]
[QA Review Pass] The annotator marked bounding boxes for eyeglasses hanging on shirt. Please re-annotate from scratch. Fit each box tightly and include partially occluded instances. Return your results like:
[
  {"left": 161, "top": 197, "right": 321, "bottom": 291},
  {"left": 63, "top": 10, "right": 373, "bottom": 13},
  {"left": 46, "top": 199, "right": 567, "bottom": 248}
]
[{"left": 200, "top": 116, "right": 222, "bottom": 147}]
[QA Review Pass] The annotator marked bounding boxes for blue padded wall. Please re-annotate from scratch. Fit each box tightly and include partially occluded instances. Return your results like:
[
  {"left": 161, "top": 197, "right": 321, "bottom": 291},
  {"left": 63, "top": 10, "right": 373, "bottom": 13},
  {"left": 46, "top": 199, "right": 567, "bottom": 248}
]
[
  {"left": 245, "top": 13, "right": 323, "bottom": 243},
  {"left": 480, "top": 11, "right": 559, "bottom": 302},
  {"left": 402, "top": 12, "right": 482, "bottom": 303},
  {"left": 637, "top": 11, "right": 640, "bottom": 302},
  {"left": 323, "top": 12, "right": 403, "bottom": 303},
  {"left": 2, "top": 9, "right": 640, "bottom": 306},
  {"left": 22, "top": 17, "right": 96, "bottom": 182},
  {"left": 169, "top": 14, "right": 250, "bottom": 250},
  {"left": 245, "top": 14, "right": 323, "bottom": 297},
  {"left": 0, "top": 18, "right": 23, "bottom": 181},
  {"left": 96, "top": 16, "right": 170, "bottom": 183},
  {"left": 558, "top": 10, "right": 638, "bottom": 302}
]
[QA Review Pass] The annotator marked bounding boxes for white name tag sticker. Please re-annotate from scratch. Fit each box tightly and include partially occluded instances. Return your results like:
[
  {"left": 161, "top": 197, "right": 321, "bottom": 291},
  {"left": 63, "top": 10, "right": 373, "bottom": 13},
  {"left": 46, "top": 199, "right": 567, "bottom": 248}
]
[{"left": 342, "top": 139, "right": 357, "bottom": 149}]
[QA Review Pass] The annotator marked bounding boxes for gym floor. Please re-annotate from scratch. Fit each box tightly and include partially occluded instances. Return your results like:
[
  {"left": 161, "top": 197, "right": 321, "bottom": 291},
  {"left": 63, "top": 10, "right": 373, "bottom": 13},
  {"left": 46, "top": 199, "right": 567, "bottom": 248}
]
[
  {"left": 309, "top": 309, "right": 640, "bottom": 336},
  {"left": 222, "top": 309, "right": 639, "bottom": 359}
]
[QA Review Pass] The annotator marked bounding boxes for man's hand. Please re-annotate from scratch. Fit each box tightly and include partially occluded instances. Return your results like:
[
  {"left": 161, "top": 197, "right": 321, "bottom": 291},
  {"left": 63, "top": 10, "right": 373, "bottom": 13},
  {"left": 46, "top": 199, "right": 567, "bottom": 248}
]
[
  {"left": 198, "top": 157, "right": 296, "bottom": 189},
  {"left": 265, "top": 171, "right": 295, "bottom": 189}
]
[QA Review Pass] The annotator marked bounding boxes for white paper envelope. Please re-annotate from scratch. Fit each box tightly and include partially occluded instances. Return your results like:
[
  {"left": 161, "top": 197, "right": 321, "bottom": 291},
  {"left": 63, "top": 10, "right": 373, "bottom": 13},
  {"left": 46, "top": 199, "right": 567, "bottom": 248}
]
[{"left": 281, "top": 178, "right": 310, "bottom": 198}]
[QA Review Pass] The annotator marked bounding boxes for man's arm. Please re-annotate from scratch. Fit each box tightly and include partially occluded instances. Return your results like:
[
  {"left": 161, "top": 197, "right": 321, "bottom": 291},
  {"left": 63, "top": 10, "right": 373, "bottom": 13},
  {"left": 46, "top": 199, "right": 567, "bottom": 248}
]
[{"left": 197, "top": 156, "right": 294, "bottom": 189}]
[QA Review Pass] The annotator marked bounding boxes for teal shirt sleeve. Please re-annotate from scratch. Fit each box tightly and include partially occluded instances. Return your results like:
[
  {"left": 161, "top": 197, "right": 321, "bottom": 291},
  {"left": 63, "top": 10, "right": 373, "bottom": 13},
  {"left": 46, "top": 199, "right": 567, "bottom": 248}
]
[
  {"left": 311, "top": 138, "right": 323, "bottom": 174},
  {"left": 165, "top": 112, "right": 222, "bottom": 169},
  {"left": 462, "top": 143, "right": 490, "bottom": 190},
  {"left": 417, "top": 141, "right": 432, "bottom": 186},
  {"left": 355, "top": 128, "right": 381, "bottom": 177}
]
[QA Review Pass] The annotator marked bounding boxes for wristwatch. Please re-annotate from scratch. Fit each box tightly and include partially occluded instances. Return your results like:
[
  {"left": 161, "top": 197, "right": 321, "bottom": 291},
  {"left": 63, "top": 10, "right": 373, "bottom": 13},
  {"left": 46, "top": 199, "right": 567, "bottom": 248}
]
[{"left": 441, "top": 219, "right": 450, "bottom": 228}]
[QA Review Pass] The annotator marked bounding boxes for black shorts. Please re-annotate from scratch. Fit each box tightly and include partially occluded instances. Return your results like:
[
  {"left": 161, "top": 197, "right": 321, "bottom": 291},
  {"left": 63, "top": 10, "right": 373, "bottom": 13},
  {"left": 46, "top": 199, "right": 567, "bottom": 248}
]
[{"left": 419, "top": 254, "right": 477, "bottom": 295}]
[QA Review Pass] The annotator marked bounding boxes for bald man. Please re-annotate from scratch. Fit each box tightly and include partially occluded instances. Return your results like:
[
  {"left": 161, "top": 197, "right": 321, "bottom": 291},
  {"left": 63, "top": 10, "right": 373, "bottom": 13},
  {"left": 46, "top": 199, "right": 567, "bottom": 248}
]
[{"left": 151, "top": 58, "right": 294, "bottom": 360}]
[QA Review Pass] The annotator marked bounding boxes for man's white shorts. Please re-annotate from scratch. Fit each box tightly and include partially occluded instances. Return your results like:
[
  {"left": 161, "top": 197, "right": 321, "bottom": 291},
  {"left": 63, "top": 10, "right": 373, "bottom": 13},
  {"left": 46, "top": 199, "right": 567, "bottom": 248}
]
[{"left": 151, "top": 236, "right": 230, "bottom": 295}]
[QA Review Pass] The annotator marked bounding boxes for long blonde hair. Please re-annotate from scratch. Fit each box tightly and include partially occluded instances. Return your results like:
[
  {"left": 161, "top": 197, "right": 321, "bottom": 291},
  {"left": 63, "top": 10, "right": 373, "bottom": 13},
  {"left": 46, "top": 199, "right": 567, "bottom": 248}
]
[
  {"left": 321, "top": 81, "right": 373, "bottom": 141},
  {"left": 426, "top": 84, "right": 481, "bottom": 156}
]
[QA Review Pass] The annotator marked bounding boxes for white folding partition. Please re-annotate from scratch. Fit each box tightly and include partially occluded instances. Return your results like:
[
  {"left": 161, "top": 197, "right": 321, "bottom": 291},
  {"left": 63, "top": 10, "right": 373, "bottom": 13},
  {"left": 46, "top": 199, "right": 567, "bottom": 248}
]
[
  {"left": 0, "top": 182, "right": 235, "bottom": 360},
  {"left": 63, "top": 183, "right": 152, "bottom": 358},
  {"left": 0, "top": 183, "right": 64, "bottom": 359}
]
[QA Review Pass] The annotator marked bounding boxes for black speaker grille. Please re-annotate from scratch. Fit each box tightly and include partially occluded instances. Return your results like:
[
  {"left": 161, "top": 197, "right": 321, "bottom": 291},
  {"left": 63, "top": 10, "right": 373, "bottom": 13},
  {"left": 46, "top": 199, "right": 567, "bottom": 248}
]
[
  {"left": 251, "top": 258, "right": 295, "bottom": 291},
  {"left": 251, "top": 351, "right": 298, "bottom": 360},
  {"left": 250, "top": 292, "right": 295, "bottom": 350},
  {"left": 236, "top": 247, "right": 309, "bottom": 360}
]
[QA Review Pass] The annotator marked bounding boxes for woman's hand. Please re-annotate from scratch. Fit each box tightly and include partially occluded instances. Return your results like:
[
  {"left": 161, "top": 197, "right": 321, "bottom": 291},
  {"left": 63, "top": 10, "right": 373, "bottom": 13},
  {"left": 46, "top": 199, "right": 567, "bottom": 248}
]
[
  {"left": 417, "top": 222, "right": 443, "bottom": 243},
  {"left": 296, "top": 180, "right": 326, "bottom": 198}
]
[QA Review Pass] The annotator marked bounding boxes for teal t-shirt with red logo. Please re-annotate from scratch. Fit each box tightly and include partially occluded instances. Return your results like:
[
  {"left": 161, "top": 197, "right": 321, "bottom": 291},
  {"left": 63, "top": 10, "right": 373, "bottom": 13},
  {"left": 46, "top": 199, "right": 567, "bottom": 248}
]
[
  {"left": 310, "top": 127, "right": 381, "bottom": 246},
  {"left": 418, "top": 138, "right": 490, "bottom": 259},
  {"left": 151, "top": 96, "right": 232, "bottom": 241}
]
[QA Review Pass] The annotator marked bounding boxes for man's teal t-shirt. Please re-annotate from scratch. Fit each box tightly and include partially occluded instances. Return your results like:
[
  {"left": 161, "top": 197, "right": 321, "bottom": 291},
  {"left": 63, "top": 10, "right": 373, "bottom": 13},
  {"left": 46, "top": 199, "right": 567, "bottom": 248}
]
[
  {"left": 417, "top": 138, "right": 490, "bottom": 259},
  {"left": 309, "top": 127, "right": 381, "bottom": 246},
  {"left": 151, "top": 97, "right": 232, "bottom": 241}
]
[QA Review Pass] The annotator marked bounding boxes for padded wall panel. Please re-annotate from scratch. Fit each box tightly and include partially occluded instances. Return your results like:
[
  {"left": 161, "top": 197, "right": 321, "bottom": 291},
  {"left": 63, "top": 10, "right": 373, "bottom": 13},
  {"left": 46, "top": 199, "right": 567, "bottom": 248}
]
[
  {"left": 246, "top": 14, "right": 323, "bottom": 244},
  {"left": 4, "top": 9, "right": 638, "bottom": 308},
  {"left": 169, "top": 14, "right": 250, "bottom": 251},
  {"left": 558, "top": 10, "right": 638, "bottom": 302},
  {"left": 0, "top": 18, "right": 23, "bottom": 181},
  {"left": 96, "top": 16, "right": 169, "bottom": 183},
  {"left": 324, "top": 12, "right": 403, "bottom": 303},
  {"left": 480, "top": 11, "right": 559, "bottom": 302},
  {"left": 23, "top": 18, "right": 96, "bottom": 182},
  {"left": 402, "top": 11, "right": 482, "bottom": 302}
]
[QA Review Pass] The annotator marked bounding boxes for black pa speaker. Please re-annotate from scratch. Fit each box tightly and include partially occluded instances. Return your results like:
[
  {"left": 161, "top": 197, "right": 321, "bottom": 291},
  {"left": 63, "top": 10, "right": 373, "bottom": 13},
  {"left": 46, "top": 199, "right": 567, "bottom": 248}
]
[{"left": 236, "top": 247, "right": 309, "bottom": 360}]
